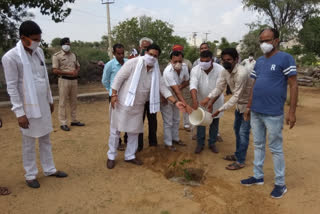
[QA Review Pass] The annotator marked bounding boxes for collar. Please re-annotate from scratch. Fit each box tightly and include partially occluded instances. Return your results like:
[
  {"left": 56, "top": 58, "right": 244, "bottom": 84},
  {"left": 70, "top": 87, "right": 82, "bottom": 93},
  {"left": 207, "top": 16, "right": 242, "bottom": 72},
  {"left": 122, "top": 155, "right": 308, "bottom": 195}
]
[{"left": 231, "top": 63, "right": 239, "bottom": 74}]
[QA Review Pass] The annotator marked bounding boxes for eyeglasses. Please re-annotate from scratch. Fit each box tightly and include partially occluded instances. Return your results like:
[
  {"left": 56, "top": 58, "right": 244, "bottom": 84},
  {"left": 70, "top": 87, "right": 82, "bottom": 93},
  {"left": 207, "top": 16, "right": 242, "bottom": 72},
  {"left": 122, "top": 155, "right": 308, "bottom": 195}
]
[{"left": 259, "top": 39, "right": 273, "bottom": 44}]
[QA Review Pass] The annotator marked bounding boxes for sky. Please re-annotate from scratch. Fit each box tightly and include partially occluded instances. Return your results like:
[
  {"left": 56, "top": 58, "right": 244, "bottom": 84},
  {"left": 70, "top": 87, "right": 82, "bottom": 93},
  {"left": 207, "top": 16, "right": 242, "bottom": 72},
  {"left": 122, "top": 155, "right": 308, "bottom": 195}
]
[{"left": 29, "top": 0, "right": 259, "bottom": 46}]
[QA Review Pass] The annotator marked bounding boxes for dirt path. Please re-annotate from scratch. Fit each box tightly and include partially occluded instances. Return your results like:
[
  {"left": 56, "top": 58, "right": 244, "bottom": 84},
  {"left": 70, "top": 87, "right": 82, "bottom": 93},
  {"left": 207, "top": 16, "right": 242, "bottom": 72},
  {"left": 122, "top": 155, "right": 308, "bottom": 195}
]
[{"left": 0, "top": 87, "right": 319, "bottom": 214}]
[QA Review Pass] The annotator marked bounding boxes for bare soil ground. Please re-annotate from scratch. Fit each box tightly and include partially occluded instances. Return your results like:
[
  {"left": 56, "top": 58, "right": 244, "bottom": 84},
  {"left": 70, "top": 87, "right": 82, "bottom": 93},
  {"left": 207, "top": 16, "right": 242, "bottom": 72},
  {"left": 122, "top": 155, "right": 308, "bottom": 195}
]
[{"left": 0, "top": 86, "right": 319, "bottom": 214}]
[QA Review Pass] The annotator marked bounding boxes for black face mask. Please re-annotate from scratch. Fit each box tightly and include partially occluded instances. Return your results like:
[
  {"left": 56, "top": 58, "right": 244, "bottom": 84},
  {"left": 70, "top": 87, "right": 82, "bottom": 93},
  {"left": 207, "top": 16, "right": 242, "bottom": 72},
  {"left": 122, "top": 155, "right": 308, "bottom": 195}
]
[
  {"left": 140, "top": 49, "right": 146, "bottom": 56},
  {"left": 223, "top": 62, "right": 233, "bottom": 70}
]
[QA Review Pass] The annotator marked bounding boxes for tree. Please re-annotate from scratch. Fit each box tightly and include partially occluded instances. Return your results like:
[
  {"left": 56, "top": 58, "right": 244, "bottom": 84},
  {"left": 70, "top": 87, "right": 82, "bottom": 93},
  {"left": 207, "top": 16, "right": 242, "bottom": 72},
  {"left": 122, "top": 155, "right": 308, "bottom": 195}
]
[
  {"left": 218, "top": 37, "right": 238, "bottom": 50},
  {"left": 299, "top": 16, "right": 320, "bottom": 56},
  {"left": 112, "top": 15, "right": 188, "bottom": 64},
  {"left": 0, "top": 0, "right": 75, "bottom": 53},
  {"left": 51, "top": 37, "right": 62, "bottom": 47},
  {"left": 242, "top": 0, "right": 320, "bottom": 41}
]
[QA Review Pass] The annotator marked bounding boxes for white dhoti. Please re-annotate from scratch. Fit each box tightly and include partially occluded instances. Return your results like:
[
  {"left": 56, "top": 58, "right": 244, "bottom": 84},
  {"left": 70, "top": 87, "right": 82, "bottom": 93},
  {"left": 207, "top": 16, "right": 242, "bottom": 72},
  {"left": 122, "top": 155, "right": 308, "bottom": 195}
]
[
  {"left": 107, "top": 127, "right": 139, "bottom": 160},
  {"left": 160, "top": 103, "right": 180, "bottom": 146}
]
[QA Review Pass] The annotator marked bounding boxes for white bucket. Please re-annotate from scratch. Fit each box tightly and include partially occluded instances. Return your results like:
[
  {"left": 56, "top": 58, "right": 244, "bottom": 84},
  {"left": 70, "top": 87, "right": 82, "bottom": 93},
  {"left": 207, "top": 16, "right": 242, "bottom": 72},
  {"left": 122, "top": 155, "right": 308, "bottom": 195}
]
[{"left": 189, "top": 108, "right": 213, "bottom": 126}]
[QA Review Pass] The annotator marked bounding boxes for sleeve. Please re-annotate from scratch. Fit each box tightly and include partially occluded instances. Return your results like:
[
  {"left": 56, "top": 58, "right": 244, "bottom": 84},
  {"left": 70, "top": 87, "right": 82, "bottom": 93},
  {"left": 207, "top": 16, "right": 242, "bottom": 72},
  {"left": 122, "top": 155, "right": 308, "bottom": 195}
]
[
  {"left": 111, "top": 60, "right": 132, "bottom": 91},
  {"left": 160, "top": 75, "right": 172, "bottom": 98},
  {"left": 208, "top": 70, "right": 227, "bottom": 99},
  {"left": 283, "top": 54, "right": 297, "bottom": 77},
  {"left": 189, "top": 67, "right": 198, "bottom": 91},
  {"left": 250, "top": 62, "right": 258, "bottom": 79},
  {"left": 101, "top": 61, "right": 112, "bottom": 90},
  {"left": 1, "top": 55, "right": 25, "bottom": 117},
  {"left": 183, "top": 65, "right": 190, "bottom": 81},
  {"left": 52, "top": 54, "right": 59, "bottom": 69},
  {"left": 218, "top": 71, "right": 248, "bottom": 112}
]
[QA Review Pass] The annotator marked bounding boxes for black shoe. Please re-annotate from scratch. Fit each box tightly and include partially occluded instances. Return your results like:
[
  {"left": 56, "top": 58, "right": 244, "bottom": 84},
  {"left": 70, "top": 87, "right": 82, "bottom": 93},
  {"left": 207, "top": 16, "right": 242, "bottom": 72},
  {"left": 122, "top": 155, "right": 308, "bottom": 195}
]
[
  {"left": 125, "top": 158, "right": 143, "bottom": 165},
  {"left": 209, "top": 144, "right": 219, "bottom": 153},
  {"left": 26, "top": 179, "right": 40, "bottom": 188},
  {"left": 71, "top": 122, "right": 85, "bottom": 126},
  {"left": 107, "top": 159, "right": 115, "bottom": 169},
  {"left": 49, "top": 171, "right": 68, "bottom": 178},
  {"left": 194, "top": 145, "right": 204, "bottom": 154},
  {"left": 60, "top": 125, "right": 70, "bottom": 131}
]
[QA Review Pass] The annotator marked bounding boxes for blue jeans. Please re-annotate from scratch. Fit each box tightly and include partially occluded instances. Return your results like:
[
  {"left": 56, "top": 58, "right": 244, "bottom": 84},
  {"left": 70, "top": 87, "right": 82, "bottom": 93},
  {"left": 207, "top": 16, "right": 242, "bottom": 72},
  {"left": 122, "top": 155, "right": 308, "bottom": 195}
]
[
  {"left": 197, "top": 118, "right": 219, "bottom": 147},
  {"left": 234, "top": 110, "right": 251, "bottom": 164},
  {"left": 251, "top": 111, "right": 285, "bottom": 185}
]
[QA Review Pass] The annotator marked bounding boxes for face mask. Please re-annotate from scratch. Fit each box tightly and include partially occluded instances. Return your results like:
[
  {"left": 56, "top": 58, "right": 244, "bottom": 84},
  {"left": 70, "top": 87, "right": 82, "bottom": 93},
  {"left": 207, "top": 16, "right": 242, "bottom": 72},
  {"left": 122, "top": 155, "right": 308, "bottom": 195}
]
[
  {"left": 199, "top": 61, "right": 212, "bottom": 71},
  {"left": 62, "top": 45, "right": 71, "bottom": 52},
  {"left": 260, "top": 42, "right": 274, "bottom": 54},
  {"left": 144, "top": 54, "right": 157, "bottom": 67},
  {"left": 249, "top": 56, "right": 254, "bottom": 60},
  {"left": 223, "top": 62, "right": 233, "bottom": 70},
  {"left": 173, "top": 62, "right": 182, "bottom": 71},
  {"left": 25, "top": 37, "right": 40, "bottom": 51}
]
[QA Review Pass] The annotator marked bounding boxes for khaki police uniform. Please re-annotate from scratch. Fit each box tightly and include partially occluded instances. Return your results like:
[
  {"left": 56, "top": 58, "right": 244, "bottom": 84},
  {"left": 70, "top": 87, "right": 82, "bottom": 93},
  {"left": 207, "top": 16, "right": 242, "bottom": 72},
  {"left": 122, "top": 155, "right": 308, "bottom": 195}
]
[{"left": 52, "top": 50, "right": 80, "bottom": 126}]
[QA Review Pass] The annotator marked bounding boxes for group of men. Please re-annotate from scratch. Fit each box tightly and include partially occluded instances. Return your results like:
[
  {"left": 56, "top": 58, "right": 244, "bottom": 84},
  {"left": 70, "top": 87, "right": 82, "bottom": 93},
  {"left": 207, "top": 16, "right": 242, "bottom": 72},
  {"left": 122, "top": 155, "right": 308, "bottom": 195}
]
[{"left": 1, "top": 20, "right": 298, "bottom": 200}]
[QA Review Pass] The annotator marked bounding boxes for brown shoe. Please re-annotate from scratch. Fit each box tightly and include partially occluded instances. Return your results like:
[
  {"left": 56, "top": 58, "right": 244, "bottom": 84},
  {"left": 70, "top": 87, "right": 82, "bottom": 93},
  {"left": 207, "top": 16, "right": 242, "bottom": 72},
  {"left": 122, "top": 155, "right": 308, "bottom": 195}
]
[
  {"left": 194, "top": 145, "right": 203, "bottom": 154},
  {"left": 209, "top": 144, "right": 219, "bottom": 153},
  {"left": 125, "top": 158, "right": 143, "bottom": 165},
  {"left": 172, "top": 140, "right": 186, "bottom": 146},
  {"left": 165, "top": 145, "right": 177, "bottom": 152},
  {"left": 107, "top": 159, "right": 115, "bottom": 169}
]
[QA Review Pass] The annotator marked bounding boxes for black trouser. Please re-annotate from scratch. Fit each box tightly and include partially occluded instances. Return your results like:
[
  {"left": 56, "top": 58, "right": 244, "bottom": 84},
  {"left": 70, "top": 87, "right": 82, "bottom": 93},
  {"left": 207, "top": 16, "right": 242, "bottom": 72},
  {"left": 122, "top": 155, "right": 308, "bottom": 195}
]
[
  {"left": 226, "top": 84, "right": 232, "bottom": 95},
  {"left": 138, "top": 102, "right": 158, "bottom": 150},
  {"left": 108, "top": 96, "right": 127, "bottom": 144}
]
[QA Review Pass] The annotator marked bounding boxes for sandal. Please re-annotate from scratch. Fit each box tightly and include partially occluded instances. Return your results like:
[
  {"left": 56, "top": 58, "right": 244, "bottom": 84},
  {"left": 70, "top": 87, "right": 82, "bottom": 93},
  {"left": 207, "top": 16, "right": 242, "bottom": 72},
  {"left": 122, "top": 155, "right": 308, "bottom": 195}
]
[
  {"left": 0, "top": 187, "right": 11, "bottom": 196},
  {"left": 223, "top": 155, "right": 237, "bottom": 161},
  {"left": 226, "top": 162, "right": 245, "bottom": 170},
  {"left": 165, "top": 145, "right": 177, "bottom": 152},
  {"left": 117, "top": 143, "right": 125, "bottom": 151},
  {"left": 172, "top": 140, "right": 186, "bottom": 146}
]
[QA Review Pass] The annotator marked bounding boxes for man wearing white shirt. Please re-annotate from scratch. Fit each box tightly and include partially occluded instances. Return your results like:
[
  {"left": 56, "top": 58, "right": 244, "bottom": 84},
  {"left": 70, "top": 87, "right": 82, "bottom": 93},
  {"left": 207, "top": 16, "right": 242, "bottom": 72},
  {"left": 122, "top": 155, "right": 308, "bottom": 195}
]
[
  {"left": 161, "top": 51, "right": 193, "bottom": 151},
  {"left": 241, "top": 53, "right": 256, "bottom": 72},
  {"left": 190, "top": 50, "right": 224, "bottom": 154},
  {"left": 2, "top": 21, "right": 67, "bottom": 189}
]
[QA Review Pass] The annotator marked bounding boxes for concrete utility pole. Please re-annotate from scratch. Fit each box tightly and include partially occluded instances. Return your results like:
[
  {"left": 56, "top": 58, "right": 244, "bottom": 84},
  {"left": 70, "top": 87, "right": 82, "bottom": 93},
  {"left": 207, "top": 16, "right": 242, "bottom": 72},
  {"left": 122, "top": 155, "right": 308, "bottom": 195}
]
[
  {"left": 204, "top": 32, "right": 210, "bottom": 42},
  {"left": 192, "top": 32, "right": 198, "bottom": 47},
  {"left": 101, "top": 0, "right": 115, "bottom": 59}
]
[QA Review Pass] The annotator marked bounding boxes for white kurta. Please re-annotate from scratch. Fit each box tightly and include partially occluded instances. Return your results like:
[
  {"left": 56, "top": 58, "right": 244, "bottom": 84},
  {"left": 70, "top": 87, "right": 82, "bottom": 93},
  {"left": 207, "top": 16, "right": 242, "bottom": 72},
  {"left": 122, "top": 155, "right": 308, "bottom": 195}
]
[
  {"left": 111, "top": 57, "right": 172, "bottom": 133},
  {"left": 190, "top": 63, "right": 224, "bottom": 118},
  {"left": 2, "top": 47, "right": 53, "bottom": 138}
]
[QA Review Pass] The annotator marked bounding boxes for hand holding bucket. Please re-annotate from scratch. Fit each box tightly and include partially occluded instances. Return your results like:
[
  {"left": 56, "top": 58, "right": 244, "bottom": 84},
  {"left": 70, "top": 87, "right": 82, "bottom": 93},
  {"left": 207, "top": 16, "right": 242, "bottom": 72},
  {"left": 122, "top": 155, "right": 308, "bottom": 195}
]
[{"left": 189, "top": 107, "right": 213, "bottom": 126}]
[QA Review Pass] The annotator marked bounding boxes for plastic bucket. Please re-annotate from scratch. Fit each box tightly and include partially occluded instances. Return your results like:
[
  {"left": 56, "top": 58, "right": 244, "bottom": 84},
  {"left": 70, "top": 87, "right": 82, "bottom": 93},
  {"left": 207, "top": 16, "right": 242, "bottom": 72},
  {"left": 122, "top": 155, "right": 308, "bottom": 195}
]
[{"left": 189, "top": 108, "right": 213, "bottom": 126}]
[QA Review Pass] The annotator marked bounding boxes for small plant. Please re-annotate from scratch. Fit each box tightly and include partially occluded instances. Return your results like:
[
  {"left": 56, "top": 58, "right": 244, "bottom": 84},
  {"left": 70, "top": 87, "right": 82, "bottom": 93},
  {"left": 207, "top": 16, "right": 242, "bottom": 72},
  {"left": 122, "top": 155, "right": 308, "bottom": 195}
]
[{"left": 168, "top": 159, "right": 192, "bottom": 181}]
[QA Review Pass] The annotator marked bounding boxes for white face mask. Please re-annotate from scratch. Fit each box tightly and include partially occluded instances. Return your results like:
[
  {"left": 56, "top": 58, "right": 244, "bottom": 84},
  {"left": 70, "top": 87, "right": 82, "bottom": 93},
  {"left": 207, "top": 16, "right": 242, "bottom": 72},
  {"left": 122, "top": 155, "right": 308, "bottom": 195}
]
[
  {"left": 144, "top": 54, "right": 157, "bottom": 67},
  {"left": 62, "top": 45, "right": 71, "bottom": 52},
  {"left": 28, "top": 40, "right": 40, "bottom": 51},
  {"left": 260, "top": 42, "right": 274, "bottom": 54},
  {"left": 199, "top": 61, "right": 212, "bottom": 71},
  {"left": 173, "top": 62, "right": 182, "bottom": 71},
  {"left": 249, "top": 56, "right": 254, "bottom": 60}
]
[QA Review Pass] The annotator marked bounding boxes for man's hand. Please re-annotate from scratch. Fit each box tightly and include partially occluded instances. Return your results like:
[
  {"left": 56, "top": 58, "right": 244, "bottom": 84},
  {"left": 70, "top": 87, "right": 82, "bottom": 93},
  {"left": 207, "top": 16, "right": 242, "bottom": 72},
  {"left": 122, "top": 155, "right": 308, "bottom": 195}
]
[
  {"left": 18, "top": 115, "right": 29, "bottom": 129},
  {"left": 185, "top": 105, "right": 193, "bottom": 114},
  {"left": 50, "top": 103, "right": 54, "bottom": 114},
  {"left": 72, "top": 70, "right": 78, "bottom": 77},
  {"left": 212, "top": 110, "right": 220, "bottom": 118},
  {"left": 175, "top": 101, "right": 186, "bottom": 112},
  {"left": 192, "top": 101, "right": 199, "bottom": 110},
  {"left": 111, "top": 95, "right": 118, "bottom": 109},
  {"left": 244, "top": 108, "right": 250, "bottom": 121},
  {"left": 286, "top": 112, "right": 296, "bottom": 129},
  {"left": 200, "top": 97, "right": 210, "bottom": 108}
]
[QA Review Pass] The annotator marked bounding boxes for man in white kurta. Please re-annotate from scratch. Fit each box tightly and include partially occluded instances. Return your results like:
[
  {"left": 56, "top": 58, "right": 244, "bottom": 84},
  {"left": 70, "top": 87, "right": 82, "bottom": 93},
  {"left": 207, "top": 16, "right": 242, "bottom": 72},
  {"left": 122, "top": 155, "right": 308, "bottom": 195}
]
[
  {"left": 161, "top": 51, "right": 191, "bottom": 151},
  {"left": 1, "top": 21, "right": 67, "bottom": 188},
  {"left": 190, "top": 50, "right": 224, "bottom": 154},
  {"left": 107, "top": 44, "right": 186, "bottom": 169}
]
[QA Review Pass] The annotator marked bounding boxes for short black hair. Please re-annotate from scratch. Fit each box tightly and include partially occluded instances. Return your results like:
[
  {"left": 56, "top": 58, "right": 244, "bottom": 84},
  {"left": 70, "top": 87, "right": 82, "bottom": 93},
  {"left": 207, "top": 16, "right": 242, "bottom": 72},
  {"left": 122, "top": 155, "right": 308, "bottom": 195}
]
[
  {"left": 19, "top": 20, "right": 42, "bottom": 37},
  {"left": 60, "top": 37, "right": 70, "bottom": 46},
  {"left": 249, "top": 53, "right": 254, "bottom": 56},
  {"left": 170, "top": 51, "right": 184, "bottom": 59},
  {"left": 147, "top": 44, "right": 161, "bottom": 56},
  {"left": 221, "top": 48, "right": 239, "bottom": 60},
  {"left": 259, "top": 28, "right": 280, "bottom": 39},
  {"left": 200, "top": 50, "right": 213, "bottom": 59},
  {"left": 200, "top": 42, "right": 209, "bottom": 48},
  {"left": 113, "top": 43, "right": 124, "bottom": 52}
]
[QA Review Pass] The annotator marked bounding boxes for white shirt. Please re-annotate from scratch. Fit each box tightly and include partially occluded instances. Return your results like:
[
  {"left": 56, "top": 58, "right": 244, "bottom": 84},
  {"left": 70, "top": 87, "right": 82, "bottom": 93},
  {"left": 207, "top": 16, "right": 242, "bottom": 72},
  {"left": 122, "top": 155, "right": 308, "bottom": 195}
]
[
  {"left": 163, "top": 63, "right": 189, "bottom": 97},
  {"left": 241, "top": 58, "right": 256, "bottom": 72},
  {"left": 190, "top": 63, "right": 224, "bottom": 118}
]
